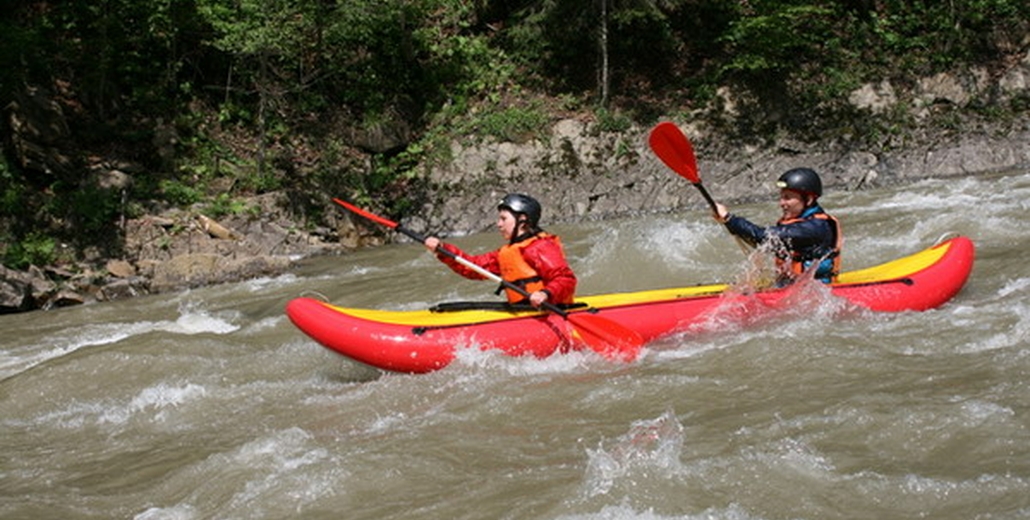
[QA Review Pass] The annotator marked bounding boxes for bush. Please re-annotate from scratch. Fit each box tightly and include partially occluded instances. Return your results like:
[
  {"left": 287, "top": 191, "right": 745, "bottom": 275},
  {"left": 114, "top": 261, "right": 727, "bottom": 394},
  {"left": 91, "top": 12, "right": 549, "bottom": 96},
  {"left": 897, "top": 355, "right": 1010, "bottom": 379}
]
[
  {"left": 160, "top": 179, "right": 202, "bottom": 206},
  {"left": 3, "top": 232, "right": 57, "bottom": 269}
]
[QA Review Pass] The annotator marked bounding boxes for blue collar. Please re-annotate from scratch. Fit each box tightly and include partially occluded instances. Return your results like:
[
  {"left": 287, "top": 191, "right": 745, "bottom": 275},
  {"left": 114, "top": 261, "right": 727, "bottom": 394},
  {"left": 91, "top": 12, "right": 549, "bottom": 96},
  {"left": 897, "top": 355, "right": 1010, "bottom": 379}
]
[{"left": 800, "top": 205, "right": 824, "bottom": 219}]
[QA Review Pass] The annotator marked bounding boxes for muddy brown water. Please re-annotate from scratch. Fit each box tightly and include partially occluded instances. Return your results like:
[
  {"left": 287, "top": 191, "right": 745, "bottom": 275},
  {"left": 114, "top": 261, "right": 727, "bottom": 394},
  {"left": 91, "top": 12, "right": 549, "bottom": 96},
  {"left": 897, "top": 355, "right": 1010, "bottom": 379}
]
[{"left": 2, "top": 170, "right": 1029, "bottom": 519}]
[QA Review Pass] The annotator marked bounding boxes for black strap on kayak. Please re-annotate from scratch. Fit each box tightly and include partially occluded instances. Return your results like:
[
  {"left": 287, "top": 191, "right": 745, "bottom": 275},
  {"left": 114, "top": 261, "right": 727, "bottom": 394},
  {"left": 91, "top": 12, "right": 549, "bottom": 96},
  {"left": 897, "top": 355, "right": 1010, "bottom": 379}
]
[
  {"left": 413, "top": 301, "right": 589, "bottom": 335},
  {"left": 834, "top": 277, "right": 914, "bottom": 288},
  {"left": 428, "top": 301, "right": 587, "bottom": 313}
]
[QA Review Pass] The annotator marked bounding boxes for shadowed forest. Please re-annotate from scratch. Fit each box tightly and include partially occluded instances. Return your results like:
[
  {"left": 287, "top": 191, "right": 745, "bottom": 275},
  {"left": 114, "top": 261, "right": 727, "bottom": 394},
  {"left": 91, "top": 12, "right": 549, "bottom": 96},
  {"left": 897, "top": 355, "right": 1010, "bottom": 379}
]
[{"left": 1, "top": 0, "right": 1027, "bottom": 269}]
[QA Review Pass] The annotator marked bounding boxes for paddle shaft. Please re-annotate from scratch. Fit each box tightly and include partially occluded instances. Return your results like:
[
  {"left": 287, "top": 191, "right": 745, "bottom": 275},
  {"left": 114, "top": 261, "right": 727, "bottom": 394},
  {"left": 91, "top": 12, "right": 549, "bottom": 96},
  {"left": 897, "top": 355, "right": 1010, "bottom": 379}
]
[
  {"left": 692, "top": 181, "right": 719, "bottom": 215},
  {"left": 332, "top": 197, "right": 566, "bottom": 314},
  {"left": 330, "top": 197, "right": 643, "bottom": 359}
]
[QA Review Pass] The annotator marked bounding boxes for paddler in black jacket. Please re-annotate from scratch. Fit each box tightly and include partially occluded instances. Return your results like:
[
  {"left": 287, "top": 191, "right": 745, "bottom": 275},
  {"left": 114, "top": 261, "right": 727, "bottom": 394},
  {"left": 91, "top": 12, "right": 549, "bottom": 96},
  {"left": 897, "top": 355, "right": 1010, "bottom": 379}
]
[{"left": 713, "top": 167, "right": 842, "bottom": 285}]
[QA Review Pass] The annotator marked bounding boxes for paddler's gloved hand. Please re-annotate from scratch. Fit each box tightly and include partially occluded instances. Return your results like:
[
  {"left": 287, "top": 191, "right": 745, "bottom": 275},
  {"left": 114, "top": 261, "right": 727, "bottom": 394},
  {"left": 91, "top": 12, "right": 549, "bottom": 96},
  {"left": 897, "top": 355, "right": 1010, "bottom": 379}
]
[
  {"left": 529, "top": 290, "right": 549, "bottom": 308},
  {"left": 713, "top": 203, "right": 730, "bottom": 224}
]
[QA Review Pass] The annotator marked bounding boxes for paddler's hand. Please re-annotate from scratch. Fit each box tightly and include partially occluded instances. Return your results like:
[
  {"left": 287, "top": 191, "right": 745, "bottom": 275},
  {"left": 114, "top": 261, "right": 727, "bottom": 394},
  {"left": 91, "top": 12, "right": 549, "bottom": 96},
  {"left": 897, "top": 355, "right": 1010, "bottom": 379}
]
[
  {"left": 424, "top": 236, "right": 440, "bottom": 252},
  {"left": 529, "top": 290, "right": 549, "bottom": 308},
  {"left": 713, "top": 203, "right": 730, "bottom": 224}
]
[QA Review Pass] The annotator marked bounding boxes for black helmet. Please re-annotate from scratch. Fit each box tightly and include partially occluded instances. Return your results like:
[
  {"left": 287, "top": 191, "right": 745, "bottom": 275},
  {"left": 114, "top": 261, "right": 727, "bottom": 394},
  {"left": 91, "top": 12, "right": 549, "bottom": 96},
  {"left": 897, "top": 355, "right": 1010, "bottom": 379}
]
[
  {"left": 776, "top": 168, "right": 822, "bottom": 197},
  {"left": 498, "top": 193, "right": 542, "bottom": 227}
]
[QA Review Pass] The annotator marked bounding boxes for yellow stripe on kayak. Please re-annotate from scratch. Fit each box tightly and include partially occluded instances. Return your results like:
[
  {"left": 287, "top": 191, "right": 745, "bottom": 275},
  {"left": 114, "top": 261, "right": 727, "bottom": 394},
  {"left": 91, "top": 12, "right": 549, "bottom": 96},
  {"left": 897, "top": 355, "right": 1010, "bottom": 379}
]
[
  {"left": 326, "top": 240, "right": 952, "bottom": 327},
  {"left": 327, "top": 282, "right": 731, "bottom": 327},
  {"left": 323, "top": 303, "right": 543, "bottom": 326},
  {"left": 835, "top": 239, "right": 950, "bottom": 285},
  {"left": 576, "top": 283, "right": 730, "bottom": 308}
]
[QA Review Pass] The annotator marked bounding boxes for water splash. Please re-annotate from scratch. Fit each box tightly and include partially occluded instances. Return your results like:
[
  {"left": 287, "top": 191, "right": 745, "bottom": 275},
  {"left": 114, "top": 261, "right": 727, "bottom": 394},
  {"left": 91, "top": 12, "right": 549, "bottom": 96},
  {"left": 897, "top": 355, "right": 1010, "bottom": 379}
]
[
  {"left": 449, "top": 338, "right": 595, "bottom": 376},
  {"left": 583, "top": 411, "right": 686, "bottom": 497}
]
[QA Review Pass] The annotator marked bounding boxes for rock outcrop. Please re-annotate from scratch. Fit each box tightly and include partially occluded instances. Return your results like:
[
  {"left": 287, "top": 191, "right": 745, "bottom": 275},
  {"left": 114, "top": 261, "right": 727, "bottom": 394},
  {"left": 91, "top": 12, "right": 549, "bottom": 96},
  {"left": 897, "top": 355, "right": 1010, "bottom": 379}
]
[{"left": 419, "top": 54, "right": 1030, "bottom": 235}]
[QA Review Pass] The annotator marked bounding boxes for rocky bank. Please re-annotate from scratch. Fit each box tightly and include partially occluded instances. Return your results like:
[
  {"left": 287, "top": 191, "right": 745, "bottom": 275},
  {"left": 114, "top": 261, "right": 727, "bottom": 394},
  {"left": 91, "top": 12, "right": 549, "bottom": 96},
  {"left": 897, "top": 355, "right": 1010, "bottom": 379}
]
[{"left": 2, "top": 56, "right": 1029, "bottom": 313}]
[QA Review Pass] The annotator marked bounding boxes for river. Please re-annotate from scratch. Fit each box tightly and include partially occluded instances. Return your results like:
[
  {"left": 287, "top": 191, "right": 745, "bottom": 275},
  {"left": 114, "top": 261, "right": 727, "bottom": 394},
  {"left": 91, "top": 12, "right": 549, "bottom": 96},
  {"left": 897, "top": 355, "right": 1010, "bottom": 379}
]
[{"left": 2, "top": 169, "right": 1029, "bottom": 519}]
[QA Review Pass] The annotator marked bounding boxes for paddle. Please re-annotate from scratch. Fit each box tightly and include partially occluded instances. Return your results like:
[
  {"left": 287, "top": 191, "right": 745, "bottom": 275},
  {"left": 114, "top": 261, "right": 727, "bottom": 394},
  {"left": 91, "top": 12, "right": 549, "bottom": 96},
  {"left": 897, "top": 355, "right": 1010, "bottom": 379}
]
[
  {"left": 332, "top": 197, "right": 644, "bottom": 361},
  {"left": 648, "top": 121, "right": 753, "bottom": 256}
]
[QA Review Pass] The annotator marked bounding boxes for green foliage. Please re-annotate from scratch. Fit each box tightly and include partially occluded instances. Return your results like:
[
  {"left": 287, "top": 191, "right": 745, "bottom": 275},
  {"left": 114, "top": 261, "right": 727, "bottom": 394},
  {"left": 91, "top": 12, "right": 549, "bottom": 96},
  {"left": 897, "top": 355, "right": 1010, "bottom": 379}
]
[
  {"left": 206, "top": 193, "right": 254, "bottom": 218},
  {"left": 868, "top": 0, "right": 1030, "bottom": 72},
  {"left": 470, "top": 105, "right": 550, "bottom": 143},
  {"left": 719, "top": 4, "right": 840, "bottom": 77},
  {"left": 160, "top": 179, "right": 202, "bottom": 207},
  {"left": 596, "top": 108, "right": 633, "bottom": 133},
  {"left": 3, "top": 232, "right": 57, "bottom": 270},
  {"left": 197, "top": 0, "right": 311, "bottom": 57},
  {"left": 1, "top": 0, "right": 1027, "bottom": 267},
  {"left": 68, "top": 186, "right": 121, "bottom": 236},
  {"left": 500, "top": 0, "right": 604, "bottom": 91},
  {"left": 0, "top": 18, "right": 38, "bottom": 98},
  {"left": 0, "top": 159, "right": 23, "bottom": 218},
  {"left": 358, "top": 148, "right": 426, "bottom": 219},
  {"left": 237, "top": 171, "right": 282, "bottom": 194},
  {"left": 417, "top": 8, "right": 516, "bottom": 109}
]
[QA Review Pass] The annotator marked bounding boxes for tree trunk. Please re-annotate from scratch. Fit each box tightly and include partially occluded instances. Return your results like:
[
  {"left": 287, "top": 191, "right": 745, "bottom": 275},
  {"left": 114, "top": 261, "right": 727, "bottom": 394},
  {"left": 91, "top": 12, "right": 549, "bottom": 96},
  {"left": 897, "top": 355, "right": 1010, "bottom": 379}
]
[{"left": 599, "top": 0, "right": 610, "bottom": 107}]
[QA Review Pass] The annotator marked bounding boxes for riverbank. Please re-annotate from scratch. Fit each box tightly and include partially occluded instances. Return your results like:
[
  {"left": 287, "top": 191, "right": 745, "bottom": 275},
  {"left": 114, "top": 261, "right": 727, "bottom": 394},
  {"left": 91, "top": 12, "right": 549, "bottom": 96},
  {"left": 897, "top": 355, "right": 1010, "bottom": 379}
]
[
  {"left": 2, "top": 60, "right": 1029, "bottom": 314},
  {"left": 2, "top": 116, "right": 1025, "bottom": 314}
]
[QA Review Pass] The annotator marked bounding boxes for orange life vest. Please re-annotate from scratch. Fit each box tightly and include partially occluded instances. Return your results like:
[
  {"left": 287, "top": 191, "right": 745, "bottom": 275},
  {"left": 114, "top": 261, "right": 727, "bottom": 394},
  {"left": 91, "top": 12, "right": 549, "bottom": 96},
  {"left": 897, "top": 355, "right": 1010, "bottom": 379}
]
[
  {"left": 496, "top": 233, "right": 562, "bottom": 303},
  {"left": 776, "top": 212, "right": 842, "bottom": 282}
]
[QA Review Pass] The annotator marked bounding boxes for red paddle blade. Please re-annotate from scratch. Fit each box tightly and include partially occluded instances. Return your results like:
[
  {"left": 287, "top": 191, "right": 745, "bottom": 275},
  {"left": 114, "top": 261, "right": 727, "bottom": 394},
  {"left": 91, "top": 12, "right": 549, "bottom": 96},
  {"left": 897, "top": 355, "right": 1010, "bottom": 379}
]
[
  {"left": 568, "top": 313, "right": 644, "bottom": 362},
  {"left": 648, "top": 121, "right": 700, "bottom": 184},
  {"left": 332, "top": 198, "right": 399, "bottom": 229}
]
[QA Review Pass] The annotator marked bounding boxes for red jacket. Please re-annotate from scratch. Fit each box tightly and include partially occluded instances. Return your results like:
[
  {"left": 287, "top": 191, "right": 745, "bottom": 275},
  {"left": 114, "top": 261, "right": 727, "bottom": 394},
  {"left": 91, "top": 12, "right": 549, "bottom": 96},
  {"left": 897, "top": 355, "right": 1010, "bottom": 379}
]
[{"left": 435, "top": 233, "right": 577, "bottom": 304}]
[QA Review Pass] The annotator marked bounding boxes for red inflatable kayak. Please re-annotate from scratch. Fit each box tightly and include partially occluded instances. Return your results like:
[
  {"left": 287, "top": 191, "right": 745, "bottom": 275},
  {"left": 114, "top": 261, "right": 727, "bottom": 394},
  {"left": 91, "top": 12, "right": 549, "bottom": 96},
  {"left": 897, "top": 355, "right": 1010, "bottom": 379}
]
[{"left": 287, "top": 236, "right": 974, "bottom": 373}]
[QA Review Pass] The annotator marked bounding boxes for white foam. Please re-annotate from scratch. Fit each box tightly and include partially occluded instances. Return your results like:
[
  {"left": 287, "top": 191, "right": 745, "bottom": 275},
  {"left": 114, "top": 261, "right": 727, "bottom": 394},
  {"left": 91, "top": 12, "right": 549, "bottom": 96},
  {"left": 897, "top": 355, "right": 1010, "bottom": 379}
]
[
  {"left": 100, "top": 382, "right": 209, "bottom": 424},
  {"left": 0, "top": 303, "right": 239, "bottom": 380},
  {"left": 24, "top": 380, "right": 209, "bottom": 429},
  {"left": 449, "top": 339, "right": 598, "bottom": 376},
  {"left": 134, "top": 504, "right": 198, "bottom": 520},
  {"left": 998, "top": 277, "right": 1030, "bottom": 298},
  {"left": 554, "top": 502, "right": 762, "bottom": 520},
  {"left": 237, "top": 273, "right": 300, "bottom": 291},
  {"left": 341, "top": 263, "right": 383, "bottom": 277},
  {"left": 583, "top": 411, "right": 686, "bottom": 497},
  {"left": 239, "top": 315, "right": 284, "bottom": 334},
  {"left": 156, "top": 309, "right": 239, "bottom": 335},
  {"left": 218, "top": 428, "right": 342, "bottom": 512}
]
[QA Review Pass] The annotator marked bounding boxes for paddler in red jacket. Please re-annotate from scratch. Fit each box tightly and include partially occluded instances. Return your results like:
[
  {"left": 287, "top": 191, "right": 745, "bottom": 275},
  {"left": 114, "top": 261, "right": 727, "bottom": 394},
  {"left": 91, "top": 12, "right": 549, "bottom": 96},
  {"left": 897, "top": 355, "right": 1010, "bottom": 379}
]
[
  {"left": 714, "top": 168, "right": 842, "bottom": 285},
  {"left": 423, "top": 193, "right": 577, "bottom": 308}
]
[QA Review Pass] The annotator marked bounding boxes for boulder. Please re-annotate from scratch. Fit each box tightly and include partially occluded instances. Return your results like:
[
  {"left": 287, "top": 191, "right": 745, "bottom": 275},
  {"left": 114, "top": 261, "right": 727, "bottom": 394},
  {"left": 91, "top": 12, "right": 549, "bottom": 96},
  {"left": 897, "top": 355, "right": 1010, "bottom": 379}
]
[
  {"left": 150, "top": 254, "right": 222, "bottom": 292},
  {"left": 148, "top": 253, "right": 293, "bottom": 293},
  {"left": 197, "top": 214, "right": 239, "bottom": 240},
  {"left": 0, "top": 266, "right": 32, "bottom": 313},
  {"left": 99, "top": 278, "right": 147, "bottom": 301},
  {"left": 50, "top": 289, "right": 86, "bottom": 308},
  {"left": 105, "top": 259, "right": 136, "bottom": 278},
  {"left": 849, "top": 80, "right": 898, "bottom": 114}
]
